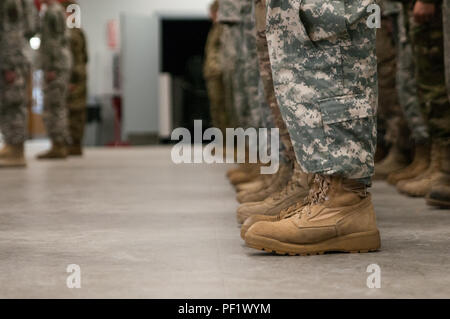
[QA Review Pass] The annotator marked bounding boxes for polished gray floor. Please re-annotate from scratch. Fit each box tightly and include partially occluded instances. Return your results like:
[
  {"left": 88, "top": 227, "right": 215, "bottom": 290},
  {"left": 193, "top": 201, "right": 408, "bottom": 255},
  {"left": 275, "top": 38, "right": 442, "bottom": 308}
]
[{"left": 0, "top": 143, "right": 449, "bottom": 299}]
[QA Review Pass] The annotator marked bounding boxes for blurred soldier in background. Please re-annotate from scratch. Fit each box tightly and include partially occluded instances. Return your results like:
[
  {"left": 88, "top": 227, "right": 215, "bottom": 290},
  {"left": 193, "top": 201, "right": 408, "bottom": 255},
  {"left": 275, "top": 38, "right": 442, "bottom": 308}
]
[
  {"left": 235, "top": 0, "right": 309, "bottom": 228},
  {"left": 0, "top": 0, "right": 39, "bottom": 168},
  {"left": 239, "top": 0, "right": 262, "bottom": 129},
  {"left": 396, "top": 0, "right": 450, "bottom": 199},
  {"left": 387, "top": 1, "right": 431, "bottom": 185},
  {"left": 425, "top": 0, "right": 450, "bottom": 207},
  {"left": 37, "top": 0, "right": 72, "bottom": 159},
  {"left": 62, "top": 0, "right": 88, "bottom": 156},
  {"left": 374, "top": 1, "right": 412, "bottom": 179},
  {"left": 219, "top": 0, "right": 260, "bottom": 186},
  {"left": 204, "top": 1, "right": 229, "bottom": 141}
]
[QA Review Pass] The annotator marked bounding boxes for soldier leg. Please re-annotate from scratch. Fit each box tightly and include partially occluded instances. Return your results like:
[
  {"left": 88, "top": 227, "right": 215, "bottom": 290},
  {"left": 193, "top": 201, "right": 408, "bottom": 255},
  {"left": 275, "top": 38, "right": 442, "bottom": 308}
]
[
  {"left": 220, "top": 24, "right": 239, "bottom": 129},
  {"left": 241, "top": 0, "right": 262, "bottom": 129},
  {"left": 398, "top": 5, "right": 450, "bottom": 197},
  {"left": 426, "top": 0, "right": 450, "bottom": 207},
  {"left": 206, "top": 76, "right": 227, "bottom": 134},
  {"left": 244, "top": 1, "right": 380, "bottom": 255},
  {"left": 38, "top": 71, "right": 70, "bottom": 159},
  {"left": 386, "top": 4, "right": 431, "bottom": 185},
  {"left": 375, "top": 16, "right": 411, "bottom": 179},
  {"left": 236, "top": 0, "right": 308, "bottom": 227},
  {"left": 0, "top": 66, "right": 27, "bottom": 167},
  {"left": 68, "top": 107, "right": 86, "bottom": 156},
  {"left": 444, "top": 0, "right": 450, "bottom": 101}
]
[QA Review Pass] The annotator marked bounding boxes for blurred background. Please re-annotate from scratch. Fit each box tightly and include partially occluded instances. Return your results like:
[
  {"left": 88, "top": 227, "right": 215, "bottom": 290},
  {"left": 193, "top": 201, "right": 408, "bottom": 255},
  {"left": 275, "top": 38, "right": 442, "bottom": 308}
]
[{"left": 19, "top": 0, "right": 213, "bottom": 147}]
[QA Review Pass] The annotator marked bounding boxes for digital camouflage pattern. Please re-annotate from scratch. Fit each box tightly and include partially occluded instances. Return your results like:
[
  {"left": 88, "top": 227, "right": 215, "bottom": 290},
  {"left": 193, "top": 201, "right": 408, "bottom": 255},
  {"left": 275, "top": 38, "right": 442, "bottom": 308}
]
[
  {"left": 67, "top": 27, "right": 88, "bottom": 145},
  {"left": 218, "top": 23, "right": 241, "bottom": 128},
  {"left": 40, "top": 1, "right": 72, "bottom": 144},
  {"left": 217, "top": 0, "right": 244, "bottom": 128},
  {"left": 240, "top": 0, "right": 263, "bottom": 128},
  {"left": 410, "top": 1, "right": 450, "bottom": 143},
  {"left": 217, "top": 0, "right": 242, "bottom": 23},
  {"left": 266, "top": 0, "right": 378, "bottom": 181},
  {"left": 0, "top": 0, "right": 35, "bottom": 145},
  {"left": 392, "top": 1, "right": 429, "bottom": 143},
  {"left": 254, "top": 0, "right": 295, "bottom": 163}
]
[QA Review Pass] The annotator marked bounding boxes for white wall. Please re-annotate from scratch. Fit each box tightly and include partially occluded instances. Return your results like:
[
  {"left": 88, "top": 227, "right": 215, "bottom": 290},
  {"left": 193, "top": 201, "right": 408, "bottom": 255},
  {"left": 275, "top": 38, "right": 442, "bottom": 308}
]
[{"left": 77, "top": 0, "right": 211, "bottom": 96}]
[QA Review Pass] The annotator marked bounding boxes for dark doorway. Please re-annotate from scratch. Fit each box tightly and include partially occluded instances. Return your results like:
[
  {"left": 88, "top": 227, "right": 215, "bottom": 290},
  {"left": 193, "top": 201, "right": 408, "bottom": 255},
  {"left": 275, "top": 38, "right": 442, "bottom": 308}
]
[{"left": 161, "top": 18, "right": 212, "bottom": 135}]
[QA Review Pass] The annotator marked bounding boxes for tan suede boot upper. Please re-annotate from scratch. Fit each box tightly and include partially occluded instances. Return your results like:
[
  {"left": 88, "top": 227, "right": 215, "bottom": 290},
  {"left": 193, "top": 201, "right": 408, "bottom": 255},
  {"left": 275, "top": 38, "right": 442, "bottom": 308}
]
[
  {"left": 236, "top": 167, "right": 310, "bottom": 224},
  {"left": 374, "top": 145, "right": 410, "bottom": 179},
  {"left": 237, "top": 163, "right": 293, "bottom": 203},
  {"left": 397, "top": 141, "right": 446, "bottom": 197},
  {"left": 387, "top": 143, "right": 430, "bottom": 185},
  {"left": 245, "top": 175, "right": 381, "bottom": 255},
  {"left": 426, "top": 143, "right": 450, "bottom": 208},
  {"left": 236, "top": 173, "right": 273, "bottom": 193},
  {"left": 0, "top": 144, "right": 26, "bottom": 168},
  {"left": 228, "top": 163, "right": 260, "bottom": 186},
  {"left": 37, "top": 143, "right": 68, "bottom": 160}
]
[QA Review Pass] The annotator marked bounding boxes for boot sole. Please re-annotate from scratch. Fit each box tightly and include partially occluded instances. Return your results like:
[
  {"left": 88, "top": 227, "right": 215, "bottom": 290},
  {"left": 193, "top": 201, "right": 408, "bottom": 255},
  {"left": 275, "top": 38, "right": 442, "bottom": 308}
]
[
  {"left": 426, "top": 196, "right": 450, "bottom": 208},
  {"left": 0, "top": 162, "right": 27, "bottom": 168},
  {"left": 245, "top": 230, "right": 381, "bottom": 256}
]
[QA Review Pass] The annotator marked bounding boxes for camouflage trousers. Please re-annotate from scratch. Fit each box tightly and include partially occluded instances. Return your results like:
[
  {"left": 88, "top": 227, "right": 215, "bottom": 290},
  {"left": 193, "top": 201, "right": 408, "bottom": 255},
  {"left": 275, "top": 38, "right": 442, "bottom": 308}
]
[
  {"left": 377, "top": 17, "right": 411, "bottom": 151},
  {"left": 266, "top": 0, "right": 378, "bottom": 182},
  {"left": 410, "top": 6, "right": 450, "bottom": 142},
  {"left": 219, "top": 23, "right": 243, "bottom": 128},
  {"left": 43, "top": 70, "right": 70, "bottom": 144},
  {"left": 394, "top": 3, "right": 429, "bottom": 143},
  {"left": 68, "top": 108, "right": 86, "bottom": 145},
  {"left": 205, "top": 75, "right": 230, "bottom": 135},
  {"left": 254, "top": 0, "right": 295, "bottom": 164},
  {"left": 241, "top": 0, "right": 264, "bottom": 129},
  {"left": 0, "top": 65, "right": 28, "bottom": 145},
  {"left": 444, "top": 0, "right": 450, "bottom": 101}
]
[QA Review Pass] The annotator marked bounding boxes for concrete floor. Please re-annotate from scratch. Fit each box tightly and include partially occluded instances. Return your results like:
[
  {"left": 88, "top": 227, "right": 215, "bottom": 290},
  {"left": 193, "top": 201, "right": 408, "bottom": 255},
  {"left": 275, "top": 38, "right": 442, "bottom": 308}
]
[{"left": 0, "top": 143, "right": 449, "bottom": 299}]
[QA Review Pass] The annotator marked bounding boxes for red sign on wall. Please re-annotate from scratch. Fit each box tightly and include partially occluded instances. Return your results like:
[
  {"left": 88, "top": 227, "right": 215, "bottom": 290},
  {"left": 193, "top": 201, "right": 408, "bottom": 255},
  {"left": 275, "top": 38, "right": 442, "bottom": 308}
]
[{"left": 107, "top": 20, "right": 119, "bottom": 50}]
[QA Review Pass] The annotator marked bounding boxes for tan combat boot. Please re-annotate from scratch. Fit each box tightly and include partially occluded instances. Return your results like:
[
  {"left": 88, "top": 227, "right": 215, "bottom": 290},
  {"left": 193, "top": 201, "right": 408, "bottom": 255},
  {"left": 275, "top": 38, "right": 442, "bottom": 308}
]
[
  {"left": 68, "top": 143, "right": 83, "bottom": 156},
  {"left": 240, "top": 200, "right": 306, "bottom": 240},
  {"left": 0, "top": 144, "right": 26, "bottom": 168},
  {"left": 387, "top": 143, "right": 430, "bottom": 185},
  {"left": 374, "top": 144, "right": 410, "bottom": 179},
  {"left": 245, "top": 175, "right": 381, "bottom": 256},
  {"left": 426, "top": 143, "right": 450, "bottom": 208},
  {"left": 240, "top": 174, "right": 317, "bottom": 239},
  {"left": 228, "top": 163, "right": 260, "bottom": 186},
  {"left": 236, "top": 165, "right": 310, "bottom": 224},
  {"left": 236, "top": 173, "right": 272, "bottom": 193},
  {"left": 236, "top": 163, "right": 293, "bottom": 203},
  {"left": 36, "top": 142, "right": 68, "bottom": 160},
  {"left": 397, "top": 141, "right": 445, "bottom": 197}
]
